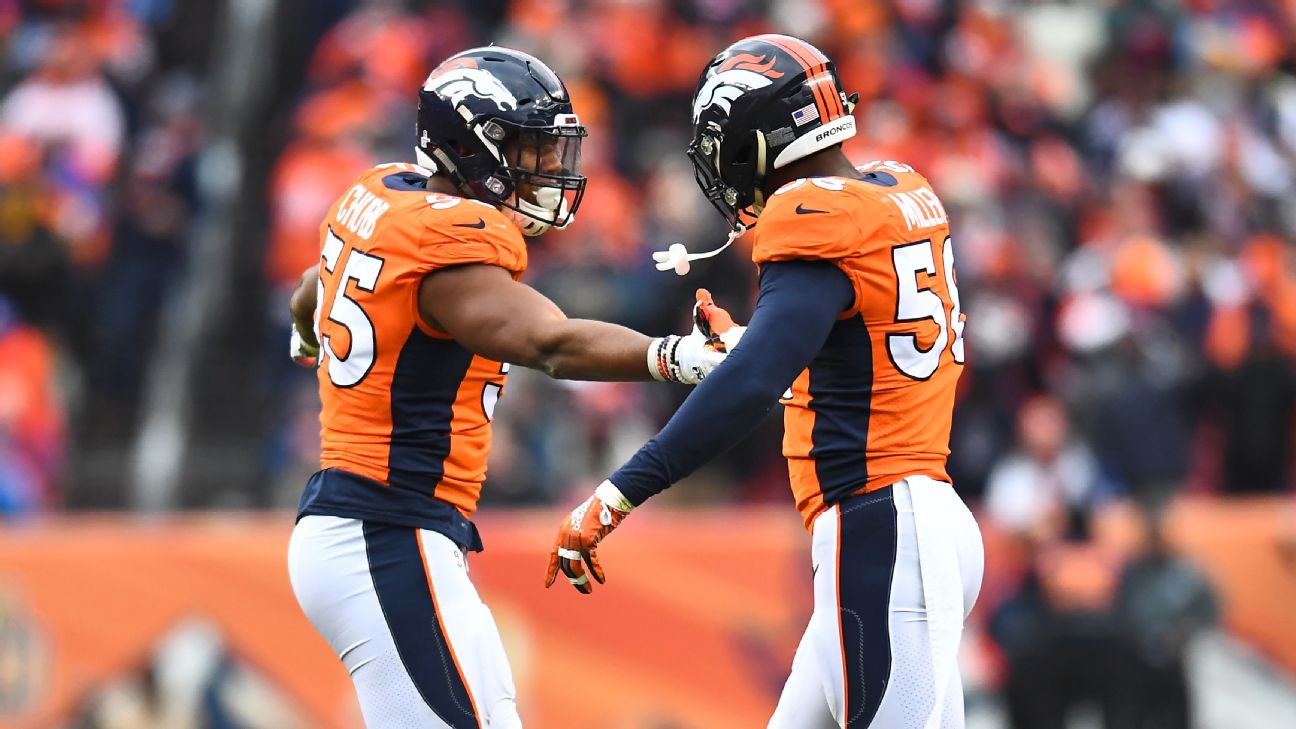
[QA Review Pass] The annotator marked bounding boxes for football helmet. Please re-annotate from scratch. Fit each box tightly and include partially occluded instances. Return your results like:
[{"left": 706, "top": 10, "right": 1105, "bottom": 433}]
[
  {"left": 416, "top": 47, "right": 586, "bottom": 236},
  {"left": 687, "top": 35, "right": 858, "bottom": 233}
]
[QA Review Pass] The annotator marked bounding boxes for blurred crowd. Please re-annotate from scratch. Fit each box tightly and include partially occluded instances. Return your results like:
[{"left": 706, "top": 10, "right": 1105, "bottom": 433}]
[
  {"left": 0, "top": 0, "right": 217, "bottom": 511},
  {"left": 0, "top": 0, "right": 1292, "bottom": 530},
  {"left": 258, "top": 0, "right": 1296, "bottom": 514},
  {"left": 0, "top": 0, "right": 1289, "bottom": 512},
  {"left": 0, "top": 0, "right": 220, "bottom": 511},
  {"left": 1, "top": 0, "right": 1294, "bottom": 725}
]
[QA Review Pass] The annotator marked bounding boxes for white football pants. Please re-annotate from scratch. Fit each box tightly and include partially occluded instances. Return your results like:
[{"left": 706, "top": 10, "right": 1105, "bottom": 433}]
[
  {"left": 768, "top": 476, "right": 984, "bottom": 729},
  {"left": 287, "top": 516, "right": 521, "bottom": 729}
]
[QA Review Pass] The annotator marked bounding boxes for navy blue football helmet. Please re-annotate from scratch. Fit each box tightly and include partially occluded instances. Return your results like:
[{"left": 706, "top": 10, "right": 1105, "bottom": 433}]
[
  {"left": 687, "top": 35, "right": 858, "bottom": 233},
  {"left": 416, "top": 47, "right": 586, "bottom": 236}
]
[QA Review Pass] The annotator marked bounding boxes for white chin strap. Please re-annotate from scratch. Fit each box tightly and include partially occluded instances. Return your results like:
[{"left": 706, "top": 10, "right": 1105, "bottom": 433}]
[
  {"left": 414, "top": 147, "right": 440, "bottom": 173},
  {"left": 506, "top": 186, "right": 573, "bottom": 237},
  {"left": 652, "top": 224, "right": 746, "bottom": 276}
]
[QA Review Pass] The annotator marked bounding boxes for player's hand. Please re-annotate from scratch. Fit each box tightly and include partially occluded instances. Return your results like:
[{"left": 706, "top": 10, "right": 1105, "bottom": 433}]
[
  {"left": 649, "top": 290, "right": 744, "bottom": 384},
  {"left": 693, "top": 288, "right": 745, "bottom": 352},
  {"left": 545, "top": 481, "right": 634, "bottom": 594},
  {"left": 290, "top": 324, "right": 320, "bottom": 368}
]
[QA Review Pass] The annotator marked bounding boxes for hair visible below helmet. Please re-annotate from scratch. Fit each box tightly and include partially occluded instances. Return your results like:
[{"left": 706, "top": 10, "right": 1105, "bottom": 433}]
[
  {"left": 416, "top": 47, "right": 586, "bottom": 236},
  {"left": 687, "top": 34, "right": 858, "bottom": 233}
]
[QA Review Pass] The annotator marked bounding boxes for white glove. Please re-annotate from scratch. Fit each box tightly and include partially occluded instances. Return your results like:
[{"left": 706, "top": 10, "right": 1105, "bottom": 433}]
[
  {"left": 647, "top": 288, "right": 746, "bottom": 384},
  {"left": 647, "top": 331, "right": 725, "bottom": 384},
  {"left": 716, "top": 325, "right": 746, "bottom": 352},
  {"left": 290, "top": 324, "right": 319, "bottom": 368}
]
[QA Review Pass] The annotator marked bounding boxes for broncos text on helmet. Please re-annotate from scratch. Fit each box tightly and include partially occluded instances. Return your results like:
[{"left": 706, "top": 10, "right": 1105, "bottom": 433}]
[
  {"left": 417, "top": 47, "right": 587, "bottom": 236},
  {"left": 687, "top": 35, "right": 859, "bottom": 233}
]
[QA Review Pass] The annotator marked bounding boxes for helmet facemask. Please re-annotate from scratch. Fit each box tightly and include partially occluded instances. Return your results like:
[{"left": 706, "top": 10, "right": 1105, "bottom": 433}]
[
  {"left": 687, "top": 121, "right": 768, "bottom": 235},
  {"left": 496, "top": 119, "right": 586, "bottom": 236}
]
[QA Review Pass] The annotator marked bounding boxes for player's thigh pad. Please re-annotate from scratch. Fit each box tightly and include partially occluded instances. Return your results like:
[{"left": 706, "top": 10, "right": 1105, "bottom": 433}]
[
  {"left": 287, "top": 515, "right": 521, "bottom": 729},
  {"left": 774, "top": 479, "right": 983, "bottom": 729}
]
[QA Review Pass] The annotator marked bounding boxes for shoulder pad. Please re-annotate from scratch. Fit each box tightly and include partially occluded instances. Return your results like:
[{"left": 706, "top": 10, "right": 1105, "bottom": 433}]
[
  {"left": 416, "top": 193, "right": 527, "bottom": 274},
  {"left": 752, "top": 177, "right": 862, "bottom": 263}
]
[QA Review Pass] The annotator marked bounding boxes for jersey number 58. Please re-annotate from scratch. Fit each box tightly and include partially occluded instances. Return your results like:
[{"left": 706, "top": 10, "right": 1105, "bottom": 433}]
[{"left": 887, "top": 235, "right": 965, "bottom": 380}]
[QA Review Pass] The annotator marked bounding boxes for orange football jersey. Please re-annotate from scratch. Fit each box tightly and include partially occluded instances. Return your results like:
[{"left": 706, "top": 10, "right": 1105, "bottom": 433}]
[
  {"left": 752, "top": 160, "right": 966, "bottom": 528},
  {"left": 299, "top": 163, "right": 525, "bottom": 547}
]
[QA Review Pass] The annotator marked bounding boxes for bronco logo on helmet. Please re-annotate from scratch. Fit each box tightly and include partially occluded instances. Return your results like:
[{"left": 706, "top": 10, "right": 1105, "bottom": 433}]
[
  {"left": 424, "top": 66, "right": 520, "bottom": 112},
  {"left": 691, "top": 54, "right": 785, "bottom": 123}
]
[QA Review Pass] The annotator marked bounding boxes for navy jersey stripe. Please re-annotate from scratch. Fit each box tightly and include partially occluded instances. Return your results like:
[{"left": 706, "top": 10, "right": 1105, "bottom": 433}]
[
  {"left": 382, "top": 171, "right": 431, "bottom": 191},
  {"left": 388, "top": 327, "right": 475, "bottom": 490},
  {"left": 808, "top": 314, "right": 874, "bottom": 503},
  {"left": 363, "top": 523, "right": 480, "bottom": 728},
  {"left": 297, "top": 469, "right": 483, "bottom": 551},
  {"left": 837, "top": 489, "right": 897, "bottom": 727}
]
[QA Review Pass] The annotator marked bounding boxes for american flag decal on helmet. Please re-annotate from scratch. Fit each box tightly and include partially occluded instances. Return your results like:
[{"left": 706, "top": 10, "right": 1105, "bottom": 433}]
[{"left": 792, "top": 103, "right": 820, "bottom": 127}]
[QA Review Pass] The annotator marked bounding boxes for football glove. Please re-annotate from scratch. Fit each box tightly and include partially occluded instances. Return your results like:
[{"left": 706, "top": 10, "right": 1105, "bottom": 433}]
[
  {"left": 693, "top": 288, "right": 745, "bottom": 352},
  {"left": 545, "top": 480, "right": 634, "bottom": 594},
  {"left": 647, "top": 289, "right": 742, "bottom": 384},
  {"left": 290, "top": 323, "right": 319, "bottom": 368}
]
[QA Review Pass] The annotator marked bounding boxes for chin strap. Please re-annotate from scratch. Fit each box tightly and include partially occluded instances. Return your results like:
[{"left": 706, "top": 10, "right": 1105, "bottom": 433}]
[{"left": 651, "top": 224, "right": 746, "bottom": 276}]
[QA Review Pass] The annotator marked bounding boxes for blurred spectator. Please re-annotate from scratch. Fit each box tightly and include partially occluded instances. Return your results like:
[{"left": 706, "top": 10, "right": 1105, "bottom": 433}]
[
  {"left": 985, "top": 394, "right": 1109, "bottom": 542},
  {"left": 262, "top": 104, "right": 376, "bottom": 293},
  {"left": 988, "top": 506, "right": 1125, "bottom": 729},
  {"left": 1, "top": 23, "right": 123, "bottom": 268},
  {"left": 1057, "top": 294, "right": 1195, "bottom": 509},
  {"left": 91, "top": 73, "right": 202, "bottom": 416},
  {"left": 1110, "top": 508, "right": 1219, "bottom": 729},
  {"left": 1199, "top": 234, "right": 1296, "bottom": 494},
  {"left": 1, "top": 24, "right": 123, "bottom": 182},
  {"left": 0, "top": 295, "right": 64, "bottom": 513},
  {"left": 0, "top": 130, "right": 70, "bottom": 331}
]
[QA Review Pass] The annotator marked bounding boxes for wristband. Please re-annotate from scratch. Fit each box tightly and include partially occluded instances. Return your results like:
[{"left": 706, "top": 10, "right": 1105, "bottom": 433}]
[
  {"left": 595, "top": 480, "right": 635, "bottom": 513},
  {"left": 647, "top": 336, "right": 683, "bottom": 383},
  {"left": 648, "top": 337, "right": 667, "bottom": 381}
]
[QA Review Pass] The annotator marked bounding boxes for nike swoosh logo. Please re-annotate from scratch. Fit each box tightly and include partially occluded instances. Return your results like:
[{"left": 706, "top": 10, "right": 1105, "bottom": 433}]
[
  {"left": 795, "top": 203, "right": 828, "bottom": 215},
  {"left": 812, "top": 564, "right": 820, "bottom": 579},
  {"left": 453, "top": 218, "right": 486, "bottom": 229}
]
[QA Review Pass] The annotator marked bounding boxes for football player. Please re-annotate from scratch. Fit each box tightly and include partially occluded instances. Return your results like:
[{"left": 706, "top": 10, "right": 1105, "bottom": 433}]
[
  {"left": 546, "top": 35, "right": 985, "bottom": 728},
  {"left": 285, "top": 47, "right": 738, "bottom": 729}
]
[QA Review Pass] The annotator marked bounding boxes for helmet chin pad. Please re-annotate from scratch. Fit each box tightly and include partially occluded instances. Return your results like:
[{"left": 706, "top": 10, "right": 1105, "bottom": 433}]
[{"left": 505, "top": 186, "right": 573, "bottom": 237}]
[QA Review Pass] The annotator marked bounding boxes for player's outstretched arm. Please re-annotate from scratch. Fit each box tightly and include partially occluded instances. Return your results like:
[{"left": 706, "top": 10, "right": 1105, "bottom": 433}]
[
  {"left": 419, "top": 263, "right": 736, "bottom": 383},
  {"left": 545, "top": 260, "right": 855, "bottom": 593}
]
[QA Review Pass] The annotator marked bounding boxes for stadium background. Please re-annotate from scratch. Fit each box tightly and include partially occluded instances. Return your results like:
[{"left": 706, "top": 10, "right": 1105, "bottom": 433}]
[{"left": 0, "top": 0, "right": 1295, "bottom": 727}]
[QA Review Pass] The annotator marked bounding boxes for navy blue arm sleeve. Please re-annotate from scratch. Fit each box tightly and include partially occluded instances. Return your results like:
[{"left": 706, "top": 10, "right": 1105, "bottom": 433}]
[{"left": 610, "top": 260, "right": 855, "bottom": 505}]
